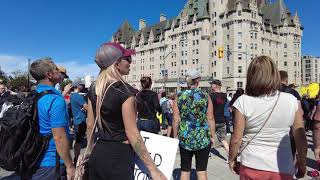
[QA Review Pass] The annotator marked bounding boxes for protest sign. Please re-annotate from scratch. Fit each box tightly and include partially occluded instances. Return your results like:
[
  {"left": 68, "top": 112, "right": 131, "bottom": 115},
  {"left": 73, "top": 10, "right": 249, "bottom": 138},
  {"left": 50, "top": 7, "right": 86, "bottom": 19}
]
[{"left": 134, "top": 131, "right": 179, "bottom": 180}]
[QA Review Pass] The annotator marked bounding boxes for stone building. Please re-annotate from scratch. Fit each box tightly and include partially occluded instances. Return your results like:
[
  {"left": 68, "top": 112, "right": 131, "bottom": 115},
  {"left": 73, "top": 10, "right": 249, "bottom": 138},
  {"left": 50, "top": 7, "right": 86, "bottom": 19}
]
[
  {"left": 302, "top": 55, "right": 320, "bottom": 85},
  {"left": 112, "top": 0, "right": 303, "bottom": 92}
]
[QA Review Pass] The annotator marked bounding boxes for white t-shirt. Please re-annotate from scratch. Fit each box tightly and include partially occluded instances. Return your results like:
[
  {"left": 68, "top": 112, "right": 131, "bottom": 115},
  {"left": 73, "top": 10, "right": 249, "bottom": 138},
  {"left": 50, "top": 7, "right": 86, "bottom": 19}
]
[{"left": 233, "top": 91, "right": 298, "bottom": 175}]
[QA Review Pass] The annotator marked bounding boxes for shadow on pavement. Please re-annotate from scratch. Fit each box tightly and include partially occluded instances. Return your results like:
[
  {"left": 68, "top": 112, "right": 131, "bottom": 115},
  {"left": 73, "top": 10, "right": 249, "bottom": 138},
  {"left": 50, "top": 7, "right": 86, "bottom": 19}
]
[
  {"left": 210, "top": 148, "right": 227, "bottom": 161},
  {"left": 172, "top": 168, "right": 197, "bottom": 180}
]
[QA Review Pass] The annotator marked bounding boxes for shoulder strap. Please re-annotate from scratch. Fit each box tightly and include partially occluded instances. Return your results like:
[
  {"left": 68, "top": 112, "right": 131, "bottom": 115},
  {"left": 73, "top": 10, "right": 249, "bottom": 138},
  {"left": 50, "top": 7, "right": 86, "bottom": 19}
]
[
  {"left": 83, "top": 81, "right": 117, "bottom": 156},
  {"left": 239, "top": 93, "right": 280, "bottom": 154}
]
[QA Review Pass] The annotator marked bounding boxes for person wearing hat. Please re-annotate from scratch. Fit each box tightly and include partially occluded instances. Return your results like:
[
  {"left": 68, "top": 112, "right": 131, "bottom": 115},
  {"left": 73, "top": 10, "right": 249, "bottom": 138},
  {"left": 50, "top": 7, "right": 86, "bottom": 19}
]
[
  {"left": 173, "top": 69, "right": 215, "bottom": 180},
  {"left": 69, "top": 79, "right": 87, "bottom": 165},
  {"left": 55, "top": 65, "right": 72, "bottom": 96},
  {"left": 86, "top": 42, "right": 166, "bottom": 180},
  {"left": 209, "top": 79, "right": 230, "bottom": 161}
]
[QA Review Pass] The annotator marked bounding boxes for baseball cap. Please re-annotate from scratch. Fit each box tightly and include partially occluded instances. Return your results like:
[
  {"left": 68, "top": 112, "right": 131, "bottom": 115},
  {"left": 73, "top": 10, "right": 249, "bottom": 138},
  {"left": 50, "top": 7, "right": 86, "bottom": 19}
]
[
  {"left": 95, "top": 42, "right": 135, "bottom": 69},
  {"left": 186, "top": 69, "right": 201, "bottom": 80},
  {"left": 209, "top": 79, "right": 222, "bottom": 86},
  {"left": 57, "top": 66, "right": 69, "bottom": 79}
]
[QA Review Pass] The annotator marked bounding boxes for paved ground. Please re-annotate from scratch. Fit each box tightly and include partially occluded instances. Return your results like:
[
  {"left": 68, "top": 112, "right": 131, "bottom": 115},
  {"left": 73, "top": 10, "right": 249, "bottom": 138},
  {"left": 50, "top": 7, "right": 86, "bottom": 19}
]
[{"left": 0, "top": 132, "right": 318, "bottom": 180}]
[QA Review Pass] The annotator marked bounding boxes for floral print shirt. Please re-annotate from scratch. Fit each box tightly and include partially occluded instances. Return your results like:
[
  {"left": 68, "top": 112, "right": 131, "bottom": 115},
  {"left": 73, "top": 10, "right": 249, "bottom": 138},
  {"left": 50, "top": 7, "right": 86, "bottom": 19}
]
[{"left": 177, "top": 88, "right": 211, "bottom": 151}]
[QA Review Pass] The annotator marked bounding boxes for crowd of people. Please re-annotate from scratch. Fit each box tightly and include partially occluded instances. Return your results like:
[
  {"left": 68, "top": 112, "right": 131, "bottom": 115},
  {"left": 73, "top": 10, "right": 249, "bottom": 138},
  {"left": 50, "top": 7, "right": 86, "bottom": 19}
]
[{"left": 0, "top": 42, "right": 319, "bottom": 180}]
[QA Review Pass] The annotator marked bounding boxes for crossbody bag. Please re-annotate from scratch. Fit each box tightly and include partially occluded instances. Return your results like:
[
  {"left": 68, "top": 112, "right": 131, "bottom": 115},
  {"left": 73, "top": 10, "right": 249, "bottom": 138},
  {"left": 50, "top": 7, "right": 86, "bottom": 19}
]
[{"left": 234, "top": 93, "right": 280, "bottom": 174}]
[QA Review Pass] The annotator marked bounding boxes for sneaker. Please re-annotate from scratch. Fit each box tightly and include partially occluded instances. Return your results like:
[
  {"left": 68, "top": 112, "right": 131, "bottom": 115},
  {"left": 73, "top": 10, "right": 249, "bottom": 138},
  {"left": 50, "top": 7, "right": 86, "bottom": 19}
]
[{"left": 226, "top": 133, "right": 231, "bottom": 136}]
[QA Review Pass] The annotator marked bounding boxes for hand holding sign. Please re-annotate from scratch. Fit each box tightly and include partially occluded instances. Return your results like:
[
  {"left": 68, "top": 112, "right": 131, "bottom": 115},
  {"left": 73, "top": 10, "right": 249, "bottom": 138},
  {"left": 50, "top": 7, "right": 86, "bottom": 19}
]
[{"left": 134, "top": 131, "right": 179, "bottom": 180}]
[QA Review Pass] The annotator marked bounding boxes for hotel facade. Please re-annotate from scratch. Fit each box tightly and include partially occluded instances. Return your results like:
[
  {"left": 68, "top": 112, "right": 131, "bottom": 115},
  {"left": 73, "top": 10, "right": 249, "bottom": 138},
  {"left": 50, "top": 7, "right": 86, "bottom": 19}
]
[{"left": 112, "top": 0, "right": 303, "bottom": 92}]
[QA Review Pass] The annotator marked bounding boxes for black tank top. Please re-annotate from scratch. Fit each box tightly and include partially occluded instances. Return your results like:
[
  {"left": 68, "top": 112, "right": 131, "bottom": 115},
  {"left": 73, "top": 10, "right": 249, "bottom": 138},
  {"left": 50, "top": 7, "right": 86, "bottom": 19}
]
[{"left": 88, "top": 81, "right": 135, "bottom": 142}]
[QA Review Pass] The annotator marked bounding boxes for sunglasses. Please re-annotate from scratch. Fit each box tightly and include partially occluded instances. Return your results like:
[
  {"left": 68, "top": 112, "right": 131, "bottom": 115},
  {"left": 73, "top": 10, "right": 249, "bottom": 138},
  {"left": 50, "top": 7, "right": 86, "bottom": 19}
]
[{"left": 122, "top": 57, "right": 132, "bottom": 63}]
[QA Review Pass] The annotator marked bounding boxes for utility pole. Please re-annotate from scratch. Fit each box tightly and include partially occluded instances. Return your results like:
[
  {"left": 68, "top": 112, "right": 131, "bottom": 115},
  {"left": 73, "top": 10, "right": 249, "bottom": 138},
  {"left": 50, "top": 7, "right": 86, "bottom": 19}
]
[{"left": 28, "top": 58, "right": 31, "bottom": 90}]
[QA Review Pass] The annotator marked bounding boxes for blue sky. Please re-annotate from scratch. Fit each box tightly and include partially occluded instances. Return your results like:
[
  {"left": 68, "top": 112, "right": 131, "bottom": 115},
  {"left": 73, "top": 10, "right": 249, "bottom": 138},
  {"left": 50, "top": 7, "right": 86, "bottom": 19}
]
[{"left": 0, "top": 0, "right": 319, "bottom": 79}]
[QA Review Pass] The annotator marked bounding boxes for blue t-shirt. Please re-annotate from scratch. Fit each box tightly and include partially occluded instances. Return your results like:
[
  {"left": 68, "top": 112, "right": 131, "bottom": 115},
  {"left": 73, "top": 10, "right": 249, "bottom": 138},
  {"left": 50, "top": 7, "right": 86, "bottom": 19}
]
[
  {"left": 70, "top": 92, "right": 86, "bottom": 125},
  {"left": 36, "top": 84, "right": 70, "bottom": 167}
]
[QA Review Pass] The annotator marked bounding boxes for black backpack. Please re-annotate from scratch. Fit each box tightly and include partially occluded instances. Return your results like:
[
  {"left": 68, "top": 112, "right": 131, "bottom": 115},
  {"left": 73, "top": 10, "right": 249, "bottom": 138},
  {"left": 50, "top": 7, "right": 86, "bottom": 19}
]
[{"left": 0, "top": 90, "right": 56, "bottom": 179}]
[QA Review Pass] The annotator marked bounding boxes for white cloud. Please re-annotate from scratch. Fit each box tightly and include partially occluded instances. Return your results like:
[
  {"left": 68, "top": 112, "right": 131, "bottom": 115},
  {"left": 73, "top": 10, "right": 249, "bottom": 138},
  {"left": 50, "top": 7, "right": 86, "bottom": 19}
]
[
  {"left": 0, "top": 54, "right": 100, "bottom": 80},
  {"left": 0, "top": 54, "right": 29, "bottom": 74},
  {"left": 56, "top": 61, "right": 99, "bottom": 80}
]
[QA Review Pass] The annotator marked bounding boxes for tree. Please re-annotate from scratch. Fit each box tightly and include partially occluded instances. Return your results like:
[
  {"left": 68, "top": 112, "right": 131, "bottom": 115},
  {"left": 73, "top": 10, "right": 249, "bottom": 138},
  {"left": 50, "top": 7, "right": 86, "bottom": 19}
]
[
  {"left": 60, "top": 79, "right": 72, "bottom": 91},
  {"left": 0, "top": 68, "right": 8, "bottom": 84},
  {"left": 7, "top": 70, "right": 34, "bottom": 91}
]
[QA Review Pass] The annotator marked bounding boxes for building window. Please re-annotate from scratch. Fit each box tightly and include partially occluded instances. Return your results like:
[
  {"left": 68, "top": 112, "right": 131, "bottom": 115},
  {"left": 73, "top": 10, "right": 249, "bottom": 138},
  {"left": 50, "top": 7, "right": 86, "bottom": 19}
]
[
  {"left": 250, "top": 32, "right": 253, "bottom": 39},
  {"left": 227, "top": 34, "right": 230, "bottom": 40},
  {"left": 238, "top": 66, "right": 242, "bottom": 73},
  {"left": 214, "top": 72, "right": 217, "bottom": 77},
  {"left": 284, "top": 52, "right": 287, "bottom": 58},
  {"left": 284, "top": 43, "right": 287, "bottom": 48},
  {"left": 284, "top": 61, "right": 287, "bottom": 66},
  {"left": 237, "top": 81, "right": 243, "bottom": 88},
  {"left": 196, "top": 49, "right": 199, "bottom": 54},
  {"left": 238, "top": 32, "right": 242, "bottom": 39},
  {"left": 238, "top": 54, "right": 242, "bottom": 60},
  {"left": 238, "top": 10, "right": 242, "bottom": 16},
  {"left": 227, "top": 67, "right": 230, "bottom": 74},
  {"left": 238, "top": 43, "right": 242, "bottom": 49}
]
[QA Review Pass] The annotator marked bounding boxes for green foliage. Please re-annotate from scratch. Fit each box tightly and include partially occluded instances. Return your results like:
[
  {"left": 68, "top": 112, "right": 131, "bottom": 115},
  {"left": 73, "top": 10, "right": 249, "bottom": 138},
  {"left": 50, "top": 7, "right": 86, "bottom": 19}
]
[
  {"left": 0, "top": 69, "right": 8, "bottom": 84},
  {"left": 60, "top": 79, "right": 72, "bottom": 91},
  {"left": 7, "top": 70, "right": 34, "bottom": 91}
]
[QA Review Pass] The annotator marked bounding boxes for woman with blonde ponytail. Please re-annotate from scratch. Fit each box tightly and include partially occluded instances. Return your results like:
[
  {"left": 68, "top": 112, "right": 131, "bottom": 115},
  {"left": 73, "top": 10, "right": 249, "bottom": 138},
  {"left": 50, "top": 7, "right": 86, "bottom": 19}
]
[{"left": 86, "top": 42, "right": 167, "bottom": 180}]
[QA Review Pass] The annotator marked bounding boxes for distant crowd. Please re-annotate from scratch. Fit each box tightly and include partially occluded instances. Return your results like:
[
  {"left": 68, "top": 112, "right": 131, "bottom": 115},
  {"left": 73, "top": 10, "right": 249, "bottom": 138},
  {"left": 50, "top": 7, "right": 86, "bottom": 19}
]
[{"left": 0, "top": 42, "right": 320, "bottom": 180}]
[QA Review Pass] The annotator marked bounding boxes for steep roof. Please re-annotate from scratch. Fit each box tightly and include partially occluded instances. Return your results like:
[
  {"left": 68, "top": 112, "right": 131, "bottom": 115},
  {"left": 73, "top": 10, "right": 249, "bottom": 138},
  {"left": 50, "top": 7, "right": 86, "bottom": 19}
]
[
  {"left": 112, "top": 20, "right": 135, "bottom": 46},
  {"left": 261, "top": 0, "right": 291, "bottom": 26},
  {"left": 176, "top": 0, "right": 210, "bottom": 21}
]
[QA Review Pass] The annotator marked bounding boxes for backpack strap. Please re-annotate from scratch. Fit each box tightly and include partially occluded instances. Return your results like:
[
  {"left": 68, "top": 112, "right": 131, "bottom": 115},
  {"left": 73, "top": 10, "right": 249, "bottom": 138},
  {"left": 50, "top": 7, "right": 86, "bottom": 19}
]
[{"left": 35, "top": 90, "right": 62, "bottom": 179}]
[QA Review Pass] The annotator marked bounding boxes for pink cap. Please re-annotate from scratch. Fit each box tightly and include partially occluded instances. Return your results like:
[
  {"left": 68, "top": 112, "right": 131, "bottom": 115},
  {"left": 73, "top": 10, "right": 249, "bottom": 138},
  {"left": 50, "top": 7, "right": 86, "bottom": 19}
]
[{"left": 95, "top": 42, "right": 135, "bottom": 69}]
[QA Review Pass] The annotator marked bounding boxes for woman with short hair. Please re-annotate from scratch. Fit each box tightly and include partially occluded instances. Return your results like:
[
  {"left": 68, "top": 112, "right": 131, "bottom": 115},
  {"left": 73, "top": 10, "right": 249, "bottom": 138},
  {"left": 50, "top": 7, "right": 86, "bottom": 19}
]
[
  {"left": 229, "top": 56, "right": 307, "bottom": 179},
  {"left": 173, "top": 69, "right": 215, "bottom": 180}
]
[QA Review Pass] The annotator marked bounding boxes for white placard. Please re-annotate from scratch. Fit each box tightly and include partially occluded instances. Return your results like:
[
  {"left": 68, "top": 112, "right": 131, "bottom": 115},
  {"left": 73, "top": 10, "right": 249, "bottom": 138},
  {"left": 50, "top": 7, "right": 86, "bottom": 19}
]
[{"left": 134, "top": 131, "right": 179, "bottom": 180}]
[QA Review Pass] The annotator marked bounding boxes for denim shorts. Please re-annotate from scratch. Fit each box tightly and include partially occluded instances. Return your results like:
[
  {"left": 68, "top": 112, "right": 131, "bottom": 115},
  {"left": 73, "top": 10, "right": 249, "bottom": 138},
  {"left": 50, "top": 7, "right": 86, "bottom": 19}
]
[{"left": 137, "top": 118, "right": 158, "bottom": 134}]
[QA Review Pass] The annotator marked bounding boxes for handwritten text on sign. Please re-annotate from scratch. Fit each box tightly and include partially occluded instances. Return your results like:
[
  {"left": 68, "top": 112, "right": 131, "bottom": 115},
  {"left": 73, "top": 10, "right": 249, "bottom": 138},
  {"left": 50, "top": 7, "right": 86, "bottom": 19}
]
[{"left": 134, "top": 131, "right": 179, "bottom": 180}]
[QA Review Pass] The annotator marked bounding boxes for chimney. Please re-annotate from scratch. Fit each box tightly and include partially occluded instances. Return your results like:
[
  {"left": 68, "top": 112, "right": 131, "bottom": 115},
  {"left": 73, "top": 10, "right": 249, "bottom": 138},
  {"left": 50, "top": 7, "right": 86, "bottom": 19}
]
[
  {"left": 160, "top": 14, "right": 166, "bottom": 22},
  {"left": 139, "top": 19, "right": 146, "bottom": 30}
]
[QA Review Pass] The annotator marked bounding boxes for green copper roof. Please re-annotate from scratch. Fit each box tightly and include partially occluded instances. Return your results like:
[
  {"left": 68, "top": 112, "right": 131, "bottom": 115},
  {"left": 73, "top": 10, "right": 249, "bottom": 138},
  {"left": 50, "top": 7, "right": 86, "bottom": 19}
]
[{"left": 177, "top": 0, "right": 210, "bottom": 21}]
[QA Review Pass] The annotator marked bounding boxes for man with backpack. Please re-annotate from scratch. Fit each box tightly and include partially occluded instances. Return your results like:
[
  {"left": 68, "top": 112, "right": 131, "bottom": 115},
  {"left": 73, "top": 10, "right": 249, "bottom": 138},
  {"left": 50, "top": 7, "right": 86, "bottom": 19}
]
[
  {"left": 29, "top": 58, "right": 75, "bottom": 179},
  {"left": 70, "top": 80, "right": 87, "bottom": 165},
  {"left": 160, "top": 91, "right": 168, "bottom": 130}
]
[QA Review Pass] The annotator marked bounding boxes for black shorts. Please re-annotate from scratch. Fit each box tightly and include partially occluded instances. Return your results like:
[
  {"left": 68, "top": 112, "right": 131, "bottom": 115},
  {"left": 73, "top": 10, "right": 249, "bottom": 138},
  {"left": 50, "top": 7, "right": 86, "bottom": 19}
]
[
  {"left": 179, "top": 144, "right": 211, "bottom": 172},
  {"left": 74, "top": 121, "right": 86, "bottom": 143}
]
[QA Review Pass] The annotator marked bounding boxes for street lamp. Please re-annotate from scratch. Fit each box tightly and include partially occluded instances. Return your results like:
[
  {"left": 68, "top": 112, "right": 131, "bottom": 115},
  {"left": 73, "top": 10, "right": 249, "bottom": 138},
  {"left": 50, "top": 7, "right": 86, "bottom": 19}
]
[
  {"left": 177, "top": 36, "right": 188, "bottom": 92},
  {"left": 161, "top": 43, "right": 173, "bottom": 91},
  {"left": 226, "top": 45, "right": 249, "bottom": 74}
]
